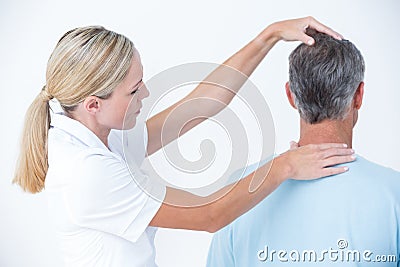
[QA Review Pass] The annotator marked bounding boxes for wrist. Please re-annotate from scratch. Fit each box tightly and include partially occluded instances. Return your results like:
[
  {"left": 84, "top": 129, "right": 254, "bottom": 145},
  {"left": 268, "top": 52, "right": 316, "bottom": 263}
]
[
  {"left": 271, "top": 153, "right": 293, "bottom": 184},
  {"left": 256, "top": 24, "right": 281, "bottom": 47}
]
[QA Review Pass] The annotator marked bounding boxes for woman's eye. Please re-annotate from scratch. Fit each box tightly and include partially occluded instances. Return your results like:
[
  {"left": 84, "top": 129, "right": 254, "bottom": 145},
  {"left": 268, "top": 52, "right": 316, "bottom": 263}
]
[{"left": 130, "top": 80, "right": 143, "bottom": 95}]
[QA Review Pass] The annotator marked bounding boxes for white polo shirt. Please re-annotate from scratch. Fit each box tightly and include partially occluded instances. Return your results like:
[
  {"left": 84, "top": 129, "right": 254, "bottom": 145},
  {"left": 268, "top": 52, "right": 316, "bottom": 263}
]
[{"left": 45, "top": 113, "right": 166, "bottom": 267}]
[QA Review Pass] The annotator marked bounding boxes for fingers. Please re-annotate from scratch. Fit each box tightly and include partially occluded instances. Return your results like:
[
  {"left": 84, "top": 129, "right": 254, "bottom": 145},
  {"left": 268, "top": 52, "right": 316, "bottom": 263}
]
[
  {"left": 313, "top": 147, "right": 356, "bottom": 178},
  {"left": 318, "top": 166, "right": 349, "bottom": 178},
  {"left": 321, "top": 155, "right": 356, "bottom": 168},
  {"left": 268, "top": 16, "right": 342, "bottom": 46},
  {"left": 285, "top": 143, "right": 356, "bottom": 180},
  {"left": 299, "top": 143, "right": 354, "bottom": 158},
  {"left": 313, "top": 143, "right": 348, "bottom": 150},
  {"left": 321, "top": 147, "right": 355, "bottom": 159},
  {"left": 306, "top": 16, "right": 343, "bottom": 41}
]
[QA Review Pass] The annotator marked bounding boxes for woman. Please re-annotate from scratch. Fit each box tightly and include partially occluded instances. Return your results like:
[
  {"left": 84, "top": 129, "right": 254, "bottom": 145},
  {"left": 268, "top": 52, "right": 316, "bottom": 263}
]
[{"left": 13, "top": 17, "right": 354, "bottom": 266}]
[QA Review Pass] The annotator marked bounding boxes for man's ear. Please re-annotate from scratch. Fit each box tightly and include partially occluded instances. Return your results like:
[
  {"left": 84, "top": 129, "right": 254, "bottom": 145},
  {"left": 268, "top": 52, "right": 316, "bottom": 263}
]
[
  {"left": 285, "top": 82, "right": 297, "bottom": 109},
  {"left": 83, "top": 96, "right": 100, "bottom": 115},
  {"left": 353, "top": 82, "right": 364, "bottom": 110}
]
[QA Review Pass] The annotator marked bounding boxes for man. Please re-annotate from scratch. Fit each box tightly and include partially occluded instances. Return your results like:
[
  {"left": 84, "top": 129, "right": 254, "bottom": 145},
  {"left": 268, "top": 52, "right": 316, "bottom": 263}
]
[{"left": 206, "top": 30, "right": 400, "bottom": 266}]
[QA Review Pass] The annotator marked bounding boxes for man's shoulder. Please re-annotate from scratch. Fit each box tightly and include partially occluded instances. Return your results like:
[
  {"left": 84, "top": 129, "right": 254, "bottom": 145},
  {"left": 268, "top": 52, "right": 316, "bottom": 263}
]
[
  {"left": 351, "top": 155, "right": 400, "bottom": 182},
  {"left": 230, "top": 155, "right": 400, "bottom": 225}
]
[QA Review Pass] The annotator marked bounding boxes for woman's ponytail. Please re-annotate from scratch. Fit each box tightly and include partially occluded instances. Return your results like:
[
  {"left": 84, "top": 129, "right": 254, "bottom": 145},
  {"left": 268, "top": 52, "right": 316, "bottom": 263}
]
[{"left": 13, "top": 87, "right": 52, "bottom": 193}]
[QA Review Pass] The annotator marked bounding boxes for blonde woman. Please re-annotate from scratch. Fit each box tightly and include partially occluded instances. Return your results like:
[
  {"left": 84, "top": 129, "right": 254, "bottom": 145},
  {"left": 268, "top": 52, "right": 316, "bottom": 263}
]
[{"left": 14, "top": 17, "right": 355, "bottom": 266}]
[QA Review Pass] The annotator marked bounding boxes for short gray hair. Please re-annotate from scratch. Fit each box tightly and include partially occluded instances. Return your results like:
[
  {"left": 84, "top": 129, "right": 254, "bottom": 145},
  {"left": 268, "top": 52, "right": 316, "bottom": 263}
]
[{"left": 288, "top": 29, "right": 365, "bottom": 124}]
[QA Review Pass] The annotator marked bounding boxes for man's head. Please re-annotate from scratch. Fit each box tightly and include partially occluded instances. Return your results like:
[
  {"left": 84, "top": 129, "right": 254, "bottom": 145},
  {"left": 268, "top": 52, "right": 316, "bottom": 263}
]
[{"left": 286, "top": 29, "right": 365, "bottom": 125}]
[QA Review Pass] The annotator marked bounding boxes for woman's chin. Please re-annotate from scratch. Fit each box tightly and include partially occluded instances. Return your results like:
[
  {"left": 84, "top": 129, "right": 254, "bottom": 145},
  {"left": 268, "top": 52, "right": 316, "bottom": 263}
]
[{"left": 122, "top": 117, "right": 137, "bottom": 130}]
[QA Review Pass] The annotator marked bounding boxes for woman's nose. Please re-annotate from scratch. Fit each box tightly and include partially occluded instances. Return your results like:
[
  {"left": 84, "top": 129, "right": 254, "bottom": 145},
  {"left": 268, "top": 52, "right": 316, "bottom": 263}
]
[{"left": 140, "top": 83, "right": 150, "bottom": 99}]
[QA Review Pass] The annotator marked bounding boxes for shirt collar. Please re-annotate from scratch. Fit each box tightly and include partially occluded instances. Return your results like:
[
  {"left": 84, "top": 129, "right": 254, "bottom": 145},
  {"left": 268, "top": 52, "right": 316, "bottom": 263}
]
[{"left": 50, "top": 112, "right": 109, "bottom": 151}]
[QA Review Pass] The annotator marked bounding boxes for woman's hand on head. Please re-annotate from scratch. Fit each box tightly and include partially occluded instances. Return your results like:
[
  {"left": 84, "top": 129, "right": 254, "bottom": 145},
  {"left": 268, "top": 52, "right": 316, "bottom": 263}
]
[
  {"left": 266, "top": 16, "right": 343, "bottom": 46},
  {"left": 277, "top": 143, "right": 355, "bottom": 181}
]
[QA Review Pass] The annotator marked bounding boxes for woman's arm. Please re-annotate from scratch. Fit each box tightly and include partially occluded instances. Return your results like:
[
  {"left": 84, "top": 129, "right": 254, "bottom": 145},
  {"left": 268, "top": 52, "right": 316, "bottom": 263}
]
[
  {"left": 149, "top": 143, "right": 354, "bottom": 232},
  {"left": 146, "top": 17, "right": 342, "bottom": 156}
]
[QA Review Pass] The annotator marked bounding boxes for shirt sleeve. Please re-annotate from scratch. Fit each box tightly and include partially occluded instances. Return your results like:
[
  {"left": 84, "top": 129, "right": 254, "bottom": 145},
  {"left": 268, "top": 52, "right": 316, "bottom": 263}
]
[
  {"left": 65, "top": 149, "right": 166, "bottom": 243},
  {"left": 206, "top": 224, "right": 235, "bottom": 267}
]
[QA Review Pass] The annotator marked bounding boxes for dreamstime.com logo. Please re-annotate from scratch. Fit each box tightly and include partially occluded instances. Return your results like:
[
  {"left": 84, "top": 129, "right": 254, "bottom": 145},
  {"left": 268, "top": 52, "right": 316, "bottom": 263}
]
[{"left": 257, "top": 239, "right": 397, "bottom": 263}]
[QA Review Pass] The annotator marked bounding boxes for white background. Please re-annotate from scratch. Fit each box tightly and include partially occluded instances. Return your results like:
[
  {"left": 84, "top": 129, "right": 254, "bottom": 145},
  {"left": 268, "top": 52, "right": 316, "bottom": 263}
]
[{"left": 1, "top": 0, "right": 399, "bottom": 266}]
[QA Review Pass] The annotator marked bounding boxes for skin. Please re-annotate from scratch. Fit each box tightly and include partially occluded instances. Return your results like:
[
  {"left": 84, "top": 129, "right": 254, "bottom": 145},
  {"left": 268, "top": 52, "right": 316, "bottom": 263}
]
[
  {"left": 71, "top": 50, "right": 148, "bottom": 147},
  {"left": 69, "top": 17, "right": 355, "bottom": 233}
]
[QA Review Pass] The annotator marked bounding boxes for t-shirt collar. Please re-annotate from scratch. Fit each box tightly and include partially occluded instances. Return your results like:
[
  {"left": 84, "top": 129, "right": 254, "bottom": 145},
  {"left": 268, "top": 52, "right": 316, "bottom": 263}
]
[{"left": 50, "top": 112, "right": 109, "bottom": 151}]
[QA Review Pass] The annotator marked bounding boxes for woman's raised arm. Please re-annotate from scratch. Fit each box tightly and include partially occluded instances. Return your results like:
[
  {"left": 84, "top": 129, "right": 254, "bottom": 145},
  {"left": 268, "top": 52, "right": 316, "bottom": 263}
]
[{"left": 146, "top": 17, "right": 342, "bottom": 155}]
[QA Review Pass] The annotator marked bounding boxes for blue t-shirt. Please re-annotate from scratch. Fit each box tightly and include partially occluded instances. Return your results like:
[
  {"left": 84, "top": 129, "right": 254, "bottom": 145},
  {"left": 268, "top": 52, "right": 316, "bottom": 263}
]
[{"left": 207, "top": 155, "right": 400, "bottom": 266}]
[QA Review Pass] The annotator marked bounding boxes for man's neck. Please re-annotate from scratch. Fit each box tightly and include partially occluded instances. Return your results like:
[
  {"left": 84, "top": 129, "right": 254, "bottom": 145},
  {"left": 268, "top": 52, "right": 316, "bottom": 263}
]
[{"left": 298, "top": 119, "right": 354, "bottom": 149}]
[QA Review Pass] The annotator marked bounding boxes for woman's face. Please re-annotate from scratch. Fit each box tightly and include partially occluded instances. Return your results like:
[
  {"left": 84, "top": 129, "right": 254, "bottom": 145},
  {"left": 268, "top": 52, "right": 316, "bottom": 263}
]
[{"left": 99, "top": 50, "right": 149, "bottom": 130}]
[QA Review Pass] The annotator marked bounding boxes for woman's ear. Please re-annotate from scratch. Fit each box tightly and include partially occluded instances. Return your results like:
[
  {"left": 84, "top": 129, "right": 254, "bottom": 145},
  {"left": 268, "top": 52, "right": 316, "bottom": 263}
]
[
  {"left": 285, "top": 82, "right": 297, "bottom": 109},
  {"left": 83, "top": 96, "right": 100, "bottom": 115}
]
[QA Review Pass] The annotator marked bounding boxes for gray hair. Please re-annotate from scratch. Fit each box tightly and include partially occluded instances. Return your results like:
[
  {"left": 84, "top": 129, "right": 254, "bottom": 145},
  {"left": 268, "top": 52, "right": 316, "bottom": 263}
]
[{"left": 288, "top": 29, "right": 365, "bottom": 124}]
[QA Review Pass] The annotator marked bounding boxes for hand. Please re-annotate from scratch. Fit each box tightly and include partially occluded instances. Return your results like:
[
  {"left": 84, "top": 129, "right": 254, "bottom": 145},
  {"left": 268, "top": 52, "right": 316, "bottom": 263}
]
[
  {"left": 289, "top": 141, "right": 299, "bottom": 150},
  {"left": 277, "top": 143, "right": 355, "bottom": 181},
  {"left": 266, "top": 16, "right": 343, "bottom": 46}
]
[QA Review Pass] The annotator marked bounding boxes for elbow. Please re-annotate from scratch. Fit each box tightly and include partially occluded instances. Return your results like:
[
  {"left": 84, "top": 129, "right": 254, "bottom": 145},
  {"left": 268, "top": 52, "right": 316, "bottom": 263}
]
[
  {"left": 206, "top": 223, "right": 219, "bottom": 233},
  {"left": 207, "top": 226, "right": 222, "bottom": 234}
]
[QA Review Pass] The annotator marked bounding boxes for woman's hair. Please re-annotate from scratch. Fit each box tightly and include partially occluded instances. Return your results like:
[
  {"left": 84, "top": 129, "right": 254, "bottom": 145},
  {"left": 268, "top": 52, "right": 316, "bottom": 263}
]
[
  {"left": 288, "top": 29, "right": 365, "bottom": 124},
  {"left": 13, "top": 26, "right": 135, "bottom": 193}
]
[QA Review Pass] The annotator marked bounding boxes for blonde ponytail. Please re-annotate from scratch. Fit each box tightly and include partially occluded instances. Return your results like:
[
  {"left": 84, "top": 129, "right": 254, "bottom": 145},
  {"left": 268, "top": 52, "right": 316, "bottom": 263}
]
[{"left": 13, "top": 88, "right": 52, "bottom": 193}]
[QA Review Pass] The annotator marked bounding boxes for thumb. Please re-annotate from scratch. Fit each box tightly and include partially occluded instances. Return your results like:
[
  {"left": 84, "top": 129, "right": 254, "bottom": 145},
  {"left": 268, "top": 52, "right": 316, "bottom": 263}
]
[
  {"left": 289, "top": 141, "right": 299, "bottom": 150},
  {"left": 301, "top": 33, "right": 315, "bottom": 46},
  {"left": 298, "top": 29, "right": 315, "bottom": 45}
]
